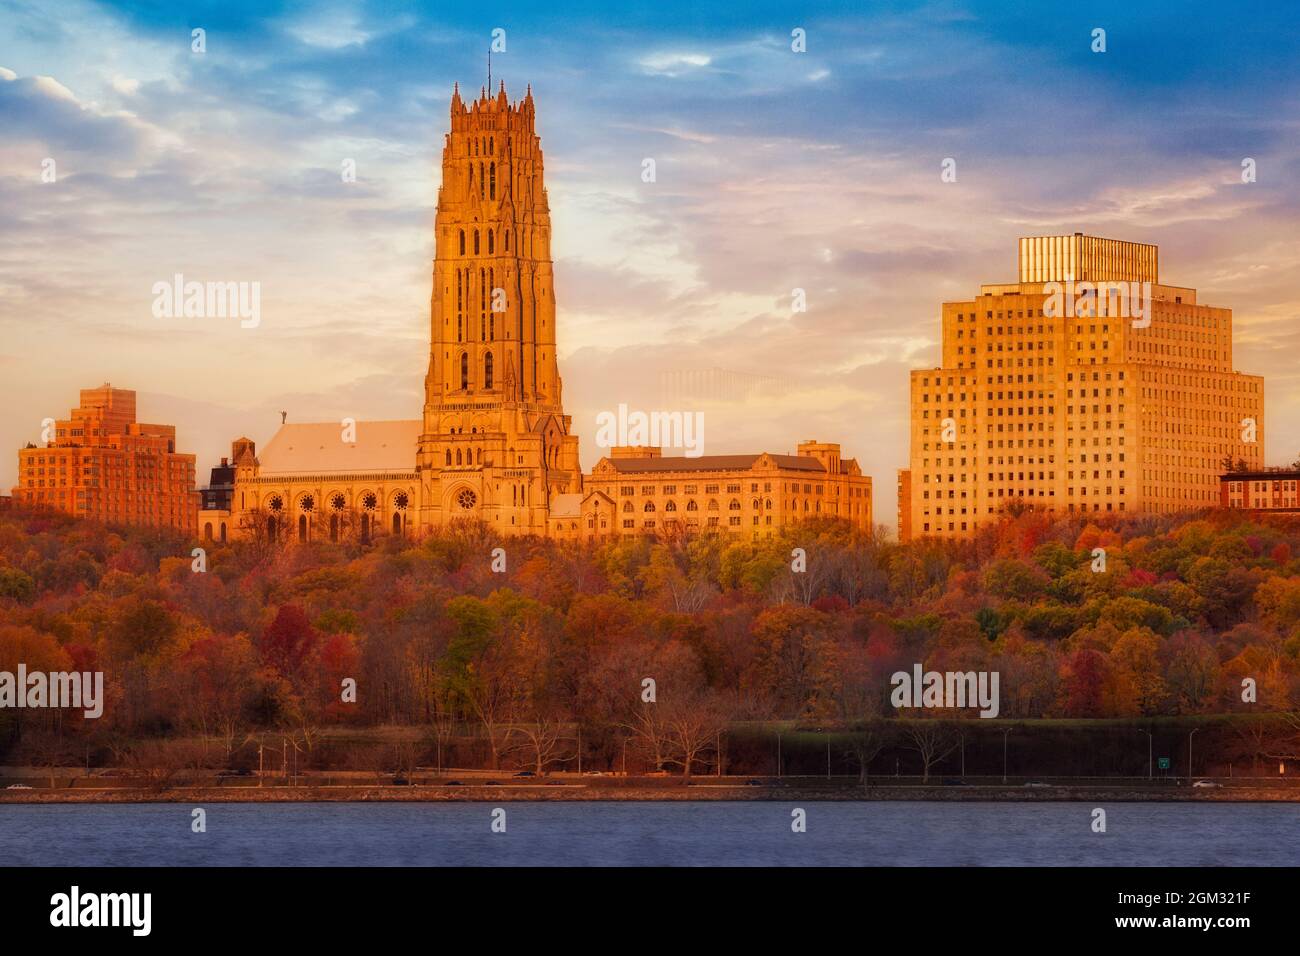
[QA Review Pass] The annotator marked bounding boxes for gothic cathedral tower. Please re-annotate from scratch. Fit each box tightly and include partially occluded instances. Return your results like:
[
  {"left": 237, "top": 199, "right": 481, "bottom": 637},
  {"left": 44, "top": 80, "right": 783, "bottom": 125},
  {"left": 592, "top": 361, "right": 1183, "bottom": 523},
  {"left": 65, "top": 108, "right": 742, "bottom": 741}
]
[{"left": 417, "top": 82, "right": 583, "bottom": 533}]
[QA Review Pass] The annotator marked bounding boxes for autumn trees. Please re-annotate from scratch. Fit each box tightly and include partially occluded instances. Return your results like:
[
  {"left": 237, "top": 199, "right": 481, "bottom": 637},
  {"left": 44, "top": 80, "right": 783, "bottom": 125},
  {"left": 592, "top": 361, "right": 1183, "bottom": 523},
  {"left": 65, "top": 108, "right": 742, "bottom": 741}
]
[{"left": 2, "top": 504, "right": 1300, "bottom": 773}]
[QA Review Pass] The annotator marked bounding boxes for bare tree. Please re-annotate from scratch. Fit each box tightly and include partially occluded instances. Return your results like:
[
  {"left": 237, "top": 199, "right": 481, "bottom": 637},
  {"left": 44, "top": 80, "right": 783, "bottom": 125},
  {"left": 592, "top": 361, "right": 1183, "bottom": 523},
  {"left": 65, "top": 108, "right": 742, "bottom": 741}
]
[
  {"left": 623, "top": 704, "right": 671, "bottom": 773},
  {"left": 846, "top": 719, "right": 891, "bottom": 785},
  {"left": 903, "top": 721, "right": 959, "bottom": 783},
  {"left": 512, "top": 719, "right": 569, "bottom": 775},
  {"left": 426, "top": 682, "right": 457, "bottom": 775},
  {"left": 661, "top": 689, "right": 733, "bottom": 780}
]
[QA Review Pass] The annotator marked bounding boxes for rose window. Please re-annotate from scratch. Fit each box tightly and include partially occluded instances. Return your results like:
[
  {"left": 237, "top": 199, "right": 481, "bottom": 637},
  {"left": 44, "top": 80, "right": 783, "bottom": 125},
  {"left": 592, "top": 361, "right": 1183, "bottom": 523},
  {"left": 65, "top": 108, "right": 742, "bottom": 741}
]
[
  {"left": 267, "top": 495, "right": 283, "bottom": 513},
  {"left": 393, "top": 491, "right": 410, "bottom": 511},
  {"left": 362, "top": 493, "right": 378, "bottom": 511},
  {"left": 457, "top": 489, "right": 477, "bottom": 510},
  {"left": 330, "top": 494, "right": 346, "bottom": 511},
  {"left": 299, "top": 495, "right": 315, "bottom": 513}
]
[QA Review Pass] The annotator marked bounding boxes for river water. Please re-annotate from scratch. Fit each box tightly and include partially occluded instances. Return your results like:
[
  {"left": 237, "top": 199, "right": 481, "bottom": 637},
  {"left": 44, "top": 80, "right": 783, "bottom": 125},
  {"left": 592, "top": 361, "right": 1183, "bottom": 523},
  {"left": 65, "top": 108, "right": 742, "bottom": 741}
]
[{"left": 2, "top": 801, "right": 1295, "bottom": 866}]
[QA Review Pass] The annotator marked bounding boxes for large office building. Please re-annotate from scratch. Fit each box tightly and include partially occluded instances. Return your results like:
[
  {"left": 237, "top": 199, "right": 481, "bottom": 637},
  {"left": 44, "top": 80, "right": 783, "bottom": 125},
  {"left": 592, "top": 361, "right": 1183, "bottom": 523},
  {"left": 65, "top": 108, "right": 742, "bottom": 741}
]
[
  {"left": 11, "top": 385, "right": 199, "bottom": 533},
  {"left": 899, "top": 235, "right": 1264, "bottom": 541}
]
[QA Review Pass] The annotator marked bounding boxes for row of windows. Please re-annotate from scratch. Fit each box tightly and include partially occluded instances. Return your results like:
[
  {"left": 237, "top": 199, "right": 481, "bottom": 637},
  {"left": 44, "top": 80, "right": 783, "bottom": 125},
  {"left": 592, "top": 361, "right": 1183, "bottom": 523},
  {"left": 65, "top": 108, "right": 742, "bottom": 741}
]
[{"left": 457, "top": 227, "right": 509, "bottom": 256}]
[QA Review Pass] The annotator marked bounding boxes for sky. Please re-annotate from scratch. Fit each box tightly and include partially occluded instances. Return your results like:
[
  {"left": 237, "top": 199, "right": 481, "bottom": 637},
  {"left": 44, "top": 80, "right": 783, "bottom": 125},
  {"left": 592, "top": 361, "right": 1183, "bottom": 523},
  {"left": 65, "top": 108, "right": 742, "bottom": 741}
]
[{"left": 1, "top": 0, "right": 1298, "bottom": 531}]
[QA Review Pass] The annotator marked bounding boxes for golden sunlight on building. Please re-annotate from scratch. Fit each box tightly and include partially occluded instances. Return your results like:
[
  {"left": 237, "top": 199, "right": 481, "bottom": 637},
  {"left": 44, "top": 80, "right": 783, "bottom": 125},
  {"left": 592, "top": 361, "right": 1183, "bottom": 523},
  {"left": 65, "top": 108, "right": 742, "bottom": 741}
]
[
  {"left": 585, "top": 442, "right": 872, "bottom": 540},
  {"left": 11, "top": 385, "right": 199, "bottom": 533},
  {"left": 208, "top": 82, "right": 874, "bottom": 545},
  {"left": 899, "top": 234, "right": 1264, "bottom": 541}
]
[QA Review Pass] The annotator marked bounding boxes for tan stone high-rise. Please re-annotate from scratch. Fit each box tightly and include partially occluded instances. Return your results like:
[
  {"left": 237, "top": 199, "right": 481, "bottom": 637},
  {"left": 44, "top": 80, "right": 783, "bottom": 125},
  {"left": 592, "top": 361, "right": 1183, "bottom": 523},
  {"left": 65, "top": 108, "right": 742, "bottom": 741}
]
[{"left": 899, "top": 235, "right": 1264, "bottom": 541}]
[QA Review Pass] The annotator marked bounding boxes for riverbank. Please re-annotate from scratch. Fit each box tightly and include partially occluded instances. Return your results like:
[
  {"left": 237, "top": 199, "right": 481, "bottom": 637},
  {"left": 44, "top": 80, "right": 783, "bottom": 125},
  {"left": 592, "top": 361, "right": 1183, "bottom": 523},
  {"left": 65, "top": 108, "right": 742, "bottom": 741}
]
[{"left": 4, "top": 782, "right": 1298, "bottom": 803}]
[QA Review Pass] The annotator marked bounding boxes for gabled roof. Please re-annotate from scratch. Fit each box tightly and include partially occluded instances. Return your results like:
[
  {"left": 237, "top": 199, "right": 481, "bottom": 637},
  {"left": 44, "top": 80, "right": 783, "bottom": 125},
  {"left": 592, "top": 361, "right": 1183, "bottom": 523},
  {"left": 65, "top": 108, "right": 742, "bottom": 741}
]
[
  {"left": 549, "top": 489, "right": 615, "bottom": 518},
  {"left": 601, "top": 453, "right": 826, "bottom": 474},
  {"left": 258, "top": 421, "right": 420, "bottom": 475}
]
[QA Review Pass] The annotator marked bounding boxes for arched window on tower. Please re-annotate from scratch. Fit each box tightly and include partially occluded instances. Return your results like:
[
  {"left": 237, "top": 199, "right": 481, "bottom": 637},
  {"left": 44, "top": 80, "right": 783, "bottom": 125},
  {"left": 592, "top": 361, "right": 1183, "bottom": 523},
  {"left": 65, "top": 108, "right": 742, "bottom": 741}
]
[
  {"left": 485, "top": 352, "right": 494, "bottom": 389},
  {"left": 474, "top": 230, "right": 480, "bottom": 255},
  {"left": 488, "top": 230, "right": 494, "bottom": 255},
  {"left": 458, "top": 229, "right": 465, "bottom": 255},
  {"left": 504, "top": 229, "right": 509, "bottom": 252},
  {"left": 456, "top": 448, "right": 463, "bottom": 465},
  {"left": 490, "top": 162, "right": 496, "bottom": 200},
  {"left": 445, "top": 449, "right": 451, "bottom": 466},
  {"left": 479, "top": 162, "right": 485, "bottom": 199},
  {"left": 460, "top": 352, "right": 469, "bottom": 390}
]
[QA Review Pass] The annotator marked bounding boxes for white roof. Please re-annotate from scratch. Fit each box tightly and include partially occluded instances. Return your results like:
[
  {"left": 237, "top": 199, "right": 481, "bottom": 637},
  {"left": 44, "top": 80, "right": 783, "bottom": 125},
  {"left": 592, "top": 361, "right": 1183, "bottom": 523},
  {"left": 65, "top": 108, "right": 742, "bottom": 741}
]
[{"left": 258, "top": 421, "right": 420, "bottom": 475}]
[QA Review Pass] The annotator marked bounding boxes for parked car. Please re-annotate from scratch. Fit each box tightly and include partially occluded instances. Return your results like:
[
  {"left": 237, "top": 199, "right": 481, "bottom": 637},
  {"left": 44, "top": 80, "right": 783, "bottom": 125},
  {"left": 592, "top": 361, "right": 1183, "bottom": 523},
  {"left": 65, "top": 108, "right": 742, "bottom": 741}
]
[
  {"left": 513, "top": 771, "right": 536, "bottom": 778},
  {"left": 443, "top": 780, "right": 463, "bottom": 787},
  {"left": 1023, "top": 781, "right": 1053, "bottom": 789},
  {"left": 392, "top": 776, "right": 410, "bottom": 786},
  {"left": 581, "top": 770, "right": 605, "bottom": 777},
  {"left": 744, "top": 778, "right": 765, "bottom": 787},
  {"left": 5, "top": 784, "right": 33, "bottom": 790},
  {"left": 1192, "top": 780, "right": 1222, "bottom": 788}
]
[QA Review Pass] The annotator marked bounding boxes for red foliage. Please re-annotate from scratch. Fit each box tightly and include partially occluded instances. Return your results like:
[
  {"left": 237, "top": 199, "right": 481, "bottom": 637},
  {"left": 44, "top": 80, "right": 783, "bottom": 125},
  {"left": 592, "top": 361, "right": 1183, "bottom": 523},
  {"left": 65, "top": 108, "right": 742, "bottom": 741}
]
[
  {"left": 811, "top": 594, "right": 849, "bottom": 614},
  {"left": 1062, "top": 649, "right": 1106, "bottom": 717},
  {"left": 1123, "top": 569, "right": 1158, "bottom": 589},
  {"left": 259, "top": 604, "right": 319, "bottom": 676}
]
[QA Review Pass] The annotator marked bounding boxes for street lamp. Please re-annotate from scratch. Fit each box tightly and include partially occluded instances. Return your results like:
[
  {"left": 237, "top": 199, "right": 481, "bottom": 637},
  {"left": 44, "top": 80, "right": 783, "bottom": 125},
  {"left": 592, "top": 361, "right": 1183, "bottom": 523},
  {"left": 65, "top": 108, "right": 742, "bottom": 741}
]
[
  {"left": 1188, "top": 728, "right": 1200, "bottom": 784},
  {"left": 1138, "top": 729, "right": 1152, "bottom": 780},
  {"left": 1001, "top": 727, "right": 1013, "bottom": 784}
]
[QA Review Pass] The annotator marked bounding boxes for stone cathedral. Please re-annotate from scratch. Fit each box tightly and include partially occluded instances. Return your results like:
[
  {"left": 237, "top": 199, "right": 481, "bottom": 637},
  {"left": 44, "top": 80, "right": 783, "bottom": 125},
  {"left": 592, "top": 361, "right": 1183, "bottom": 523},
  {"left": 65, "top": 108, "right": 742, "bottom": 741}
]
[
  {"left": 201, "top": 82, "right": 871, "bottom": 545},
  {"left": 212, "top": 83, "right": 600, "bottom": 543}
]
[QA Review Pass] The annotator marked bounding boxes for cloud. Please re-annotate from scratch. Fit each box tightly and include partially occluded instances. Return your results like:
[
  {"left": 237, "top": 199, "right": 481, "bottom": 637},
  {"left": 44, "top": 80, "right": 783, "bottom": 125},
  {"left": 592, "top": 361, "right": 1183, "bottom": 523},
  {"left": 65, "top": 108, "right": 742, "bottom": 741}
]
[{"left": 1, "top": 1, "right": 1298, "bottom": 530}]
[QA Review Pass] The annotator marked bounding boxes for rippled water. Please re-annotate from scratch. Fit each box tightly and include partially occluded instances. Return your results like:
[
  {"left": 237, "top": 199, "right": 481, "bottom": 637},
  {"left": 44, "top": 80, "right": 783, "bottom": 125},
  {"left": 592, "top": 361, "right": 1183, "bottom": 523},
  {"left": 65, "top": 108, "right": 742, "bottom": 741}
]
[{"left": 1, "top": 802, "right": 1296, "bottom": 866}]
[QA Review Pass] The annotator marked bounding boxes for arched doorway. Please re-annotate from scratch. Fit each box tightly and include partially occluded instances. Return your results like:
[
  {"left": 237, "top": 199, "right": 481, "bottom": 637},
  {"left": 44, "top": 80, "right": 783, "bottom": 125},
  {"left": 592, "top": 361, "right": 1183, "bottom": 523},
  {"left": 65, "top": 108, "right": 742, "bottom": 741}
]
[
  {"left": 298, "top": 514, "right": 308, "bottom": 542},
  {"left": 392, "top": 512, "right": 402, "bottom": 535}
]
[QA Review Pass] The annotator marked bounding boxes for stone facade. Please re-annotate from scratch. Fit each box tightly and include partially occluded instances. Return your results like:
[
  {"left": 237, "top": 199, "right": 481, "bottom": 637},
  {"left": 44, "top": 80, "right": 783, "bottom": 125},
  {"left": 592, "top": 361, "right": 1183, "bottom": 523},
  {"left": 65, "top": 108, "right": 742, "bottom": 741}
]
[
  {"left": 585, "top": 443, "right": 872, "bottom": 539},
  {"left": 901, "top": 235, "right": 1265, "bottom": 541},
  {"left": 209, "top": 83, "right": 873, "bottom": 545}
]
